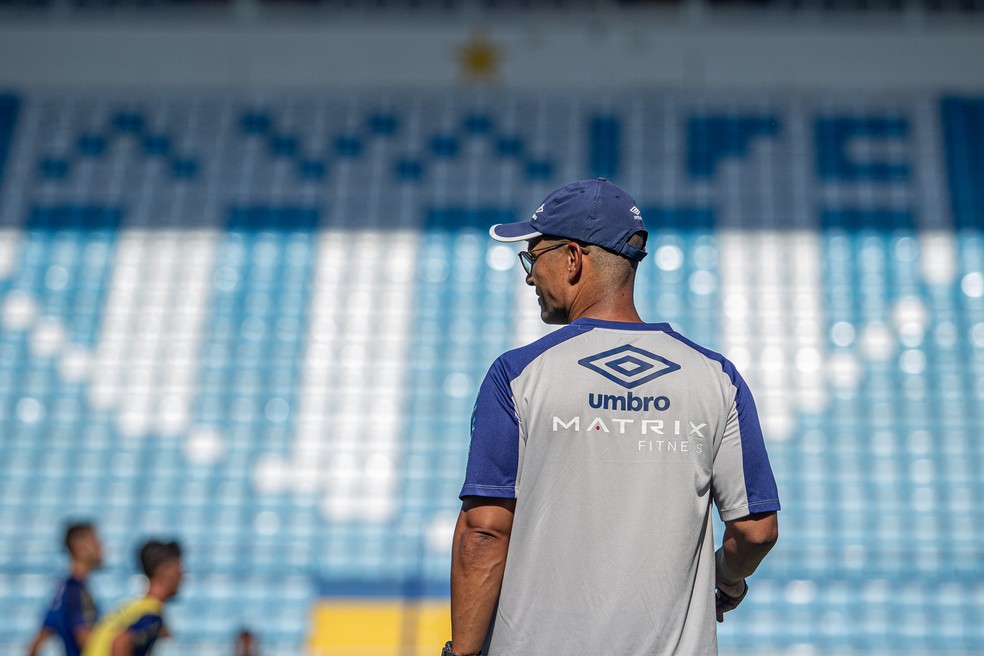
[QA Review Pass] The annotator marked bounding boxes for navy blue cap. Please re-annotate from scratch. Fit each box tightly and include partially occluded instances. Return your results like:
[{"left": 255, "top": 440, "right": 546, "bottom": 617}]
[{"left": 490, "top": 178, "right": 647, "bottom": 261}]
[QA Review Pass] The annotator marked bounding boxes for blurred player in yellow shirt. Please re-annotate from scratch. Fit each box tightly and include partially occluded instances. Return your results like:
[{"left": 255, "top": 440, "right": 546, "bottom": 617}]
[{"left": 83, "top": 540, "right": 182, "bottom": 656}]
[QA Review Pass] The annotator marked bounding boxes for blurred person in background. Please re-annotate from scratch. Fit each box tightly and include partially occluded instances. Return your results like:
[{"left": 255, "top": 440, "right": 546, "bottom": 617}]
[
  {"left": 448, "top": 179, "right": 780, "bottom": 655},
  {"left": 234, "top": 628, "right": 258, "bottom": 656},
  {"left": 27, "top": 521, "right": 103, "bottom": 656},
  {"left": 82, "top": 540, "right": 183, "bottom": 656}
]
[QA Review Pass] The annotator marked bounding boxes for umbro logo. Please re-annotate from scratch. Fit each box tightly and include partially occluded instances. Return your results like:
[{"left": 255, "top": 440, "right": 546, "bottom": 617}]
[{"left": 577, "top": 345, "right": 681, "bottom": 389}]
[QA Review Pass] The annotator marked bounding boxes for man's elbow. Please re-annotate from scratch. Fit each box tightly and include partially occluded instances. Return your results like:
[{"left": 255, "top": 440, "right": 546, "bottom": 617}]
[
  {"left": 457, "top": 527, "right": 508, "bottom": 565},
  {"left": 736, "top": 512, "right": 778, "bottom": 552},
  {"left": 453, "top": 497, "right": 515, "bottom": 570}
]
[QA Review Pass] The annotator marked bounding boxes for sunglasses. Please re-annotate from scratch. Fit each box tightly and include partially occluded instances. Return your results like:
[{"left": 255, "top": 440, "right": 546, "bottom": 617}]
[{"left": 517, "top": 242, "right": 568, "bottom": 275}]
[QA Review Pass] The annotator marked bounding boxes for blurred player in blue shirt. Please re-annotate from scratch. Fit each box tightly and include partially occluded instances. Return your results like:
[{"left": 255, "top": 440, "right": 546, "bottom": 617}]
[{"left": 27, "top": 522, "right": 103, "bottom": 656}]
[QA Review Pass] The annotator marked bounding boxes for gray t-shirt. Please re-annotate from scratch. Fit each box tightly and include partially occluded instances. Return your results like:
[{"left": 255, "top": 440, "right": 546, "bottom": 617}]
[{"left": 461, "top": 318, "right": 781, "bottom": 656}]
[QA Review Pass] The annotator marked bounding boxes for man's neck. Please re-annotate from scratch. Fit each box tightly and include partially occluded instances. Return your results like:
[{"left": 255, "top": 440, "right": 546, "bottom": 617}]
[
  {"left": 70, "top": 561, "right": 90, "bottom": 582},
  {"left": 146, "top": 582, "right": 169, "bottom": 603},
  {"left": 566, "top": 285, "right": 643, "bottom": 324}
]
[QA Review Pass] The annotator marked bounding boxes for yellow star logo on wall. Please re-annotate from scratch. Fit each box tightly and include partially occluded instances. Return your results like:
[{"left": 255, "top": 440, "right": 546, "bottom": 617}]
[{"left": 457, "top": 35, "right": 503, "bottom": 83}]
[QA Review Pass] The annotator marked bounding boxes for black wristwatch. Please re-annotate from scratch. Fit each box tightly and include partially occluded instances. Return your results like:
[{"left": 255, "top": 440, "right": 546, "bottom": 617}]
[{"left": 442, "top": 640, "right": 482, "bottom": 656}]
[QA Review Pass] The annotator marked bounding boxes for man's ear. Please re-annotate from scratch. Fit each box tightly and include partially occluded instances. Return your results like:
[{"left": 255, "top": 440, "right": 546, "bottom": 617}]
[{"left": 567, "top": 242, "right": 584, "bottom": 284}]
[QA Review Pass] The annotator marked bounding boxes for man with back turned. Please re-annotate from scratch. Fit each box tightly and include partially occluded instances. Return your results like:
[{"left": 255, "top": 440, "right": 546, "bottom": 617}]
[{"left": 445, "top": 178, "right": 780, "bottom": 656}]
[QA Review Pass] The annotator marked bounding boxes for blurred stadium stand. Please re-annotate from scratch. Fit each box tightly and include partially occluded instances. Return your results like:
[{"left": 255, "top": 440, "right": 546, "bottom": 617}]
[
  {"left": 0, "top": 1, "right": 982, "bottom": 651},
  {"left": 0, "top": 88, "right": 980, "bottom": 654}
]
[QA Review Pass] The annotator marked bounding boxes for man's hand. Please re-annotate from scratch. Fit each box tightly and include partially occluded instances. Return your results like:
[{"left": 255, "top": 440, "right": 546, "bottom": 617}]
[{"left": 715, "top": 579, "right": 748, "bottom": 622}]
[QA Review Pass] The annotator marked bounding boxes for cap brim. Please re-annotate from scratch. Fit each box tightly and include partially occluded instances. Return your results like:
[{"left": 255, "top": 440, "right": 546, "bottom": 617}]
[{"left": 489, "top": 222, "right": 543, "bottom": 242}]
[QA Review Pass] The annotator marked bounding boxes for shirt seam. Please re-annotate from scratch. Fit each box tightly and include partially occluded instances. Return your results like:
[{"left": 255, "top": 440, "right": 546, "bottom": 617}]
[
  {"left": 462, "top": 484, "right": 514, "bottom": 491},
  {"left": 720, "top": 499, "right": 781, "bottom": 512}
]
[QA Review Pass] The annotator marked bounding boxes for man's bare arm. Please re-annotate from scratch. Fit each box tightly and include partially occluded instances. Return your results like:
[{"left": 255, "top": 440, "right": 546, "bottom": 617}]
[
  {"left": 715, "top": 511, "right": 778, "bottom": 621},
  {"left": 73, "top": 626, "right": 93, "bottom": 650},
  {"left": 450, "top": 497, "right": 516, "bottom": 656},
  {"left": 717, "top": 511, "right": 779, "bottom": 583},
  {"left": 26, "top": 626, "right": 53, "bottom": 656},
  {"left": 111, "top": 629, "right": 134, "bottom": 656}
]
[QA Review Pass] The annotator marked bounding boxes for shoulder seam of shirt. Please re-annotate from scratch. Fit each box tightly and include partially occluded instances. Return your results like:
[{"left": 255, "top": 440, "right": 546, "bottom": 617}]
[
  {"left": 495, "top": 323, "right": 594, "bottom": 382},
  {"left": 659, "top": 326, "right": 740, "bottom": 389}
]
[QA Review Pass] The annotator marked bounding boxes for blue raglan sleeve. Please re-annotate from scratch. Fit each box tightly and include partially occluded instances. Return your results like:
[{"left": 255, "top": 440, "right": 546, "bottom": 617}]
[
  {"left": 41, "top": 580, "right": 65, "bottom": 630},
  {"left": 460, "top": 357, "right": 521, "bottom": 499},
  {"left": 65, "top": 582, "right": 88, "bottom": 630},
  {"left": 712, "top": 367, "right": 781, "bottom": 521},
  {"left": 128, "top": 613, "right": 164, "bottom": 656},
  {"left": 41, "top": 605, "right": 58, "bottom": 630}
]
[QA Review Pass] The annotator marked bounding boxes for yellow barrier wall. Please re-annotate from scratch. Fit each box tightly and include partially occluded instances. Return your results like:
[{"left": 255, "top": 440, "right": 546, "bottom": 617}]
[{"left": 309, "top": 599, "right": 451, "bottom": 656}]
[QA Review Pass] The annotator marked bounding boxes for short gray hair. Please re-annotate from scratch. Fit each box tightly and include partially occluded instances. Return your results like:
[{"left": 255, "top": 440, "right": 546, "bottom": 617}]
[{"left": 590, "top": 232, "right": 647, "bottom": 284}]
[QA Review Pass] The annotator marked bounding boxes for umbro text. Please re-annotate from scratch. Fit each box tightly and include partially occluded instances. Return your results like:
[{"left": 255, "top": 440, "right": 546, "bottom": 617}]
[{"left": 587, "top": 392, "right": 671, "bottom": 412}]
